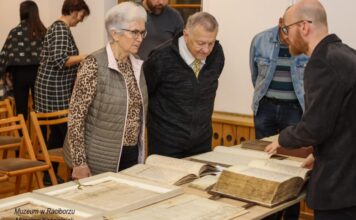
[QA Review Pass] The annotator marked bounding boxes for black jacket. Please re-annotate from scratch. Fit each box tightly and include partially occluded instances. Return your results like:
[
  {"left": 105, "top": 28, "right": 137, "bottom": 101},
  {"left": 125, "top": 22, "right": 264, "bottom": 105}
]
[
  {"left": 279, "top": 34, "right": 356, "bottom": 210},
  {"left": 144, "top": 33, "right": 225, "bottom": 151}
]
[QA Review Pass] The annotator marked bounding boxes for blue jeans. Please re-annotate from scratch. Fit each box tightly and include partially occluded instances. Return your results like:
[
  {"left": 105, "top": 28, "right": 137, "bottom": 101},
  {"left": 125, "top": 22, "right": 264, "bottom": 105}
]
[
  {"left": 255, "top": 97, "right": 302, "bottom": 220},
  {"left": 254, "top": 97, "right": 302, "bottom": 139}
]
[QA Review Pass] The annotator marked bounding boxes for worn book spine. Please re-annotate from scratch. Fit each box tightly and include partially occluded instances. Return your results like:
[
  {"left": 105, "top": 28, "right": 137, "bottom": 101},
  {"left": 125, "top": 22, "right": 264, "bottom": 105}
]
[{"left": 213, "top": 170, "right": 278, "bottom": 207}]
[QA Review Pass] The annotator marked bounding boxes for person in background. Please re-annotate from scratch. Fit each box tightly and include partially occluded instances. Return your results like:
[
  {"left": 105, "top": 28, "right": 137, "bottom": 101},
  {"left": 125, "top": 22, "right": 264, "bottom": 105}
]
[
  {"left": 250, "top": 18, "right": 309, "bottom": 220},
  {"left": 34, "top": 0, "right": 90, "bottom": 185},
  {"left": 138, "top": 0, "right": 183, "bottom": 60},
  {"left": 266, "top": 0, "right": 356, "bottom": 219},
  {"left": 0, "top": 0, "right": 46, "bottom": 119},
  {"left": 63, "top": 2, "right": 148, "bottom": 179},
  {"left": 144, "top": 12, "right": 224, "bottom": 158}
]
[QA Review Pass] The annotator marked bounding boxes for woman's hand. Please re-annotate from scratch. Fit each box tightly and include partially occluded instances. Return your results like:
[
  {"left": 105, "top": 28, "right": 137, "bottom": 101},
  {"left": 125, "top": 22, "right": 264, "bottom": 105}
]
[{"left": 72, "top": 165, "right": 91, "bottom": 180}]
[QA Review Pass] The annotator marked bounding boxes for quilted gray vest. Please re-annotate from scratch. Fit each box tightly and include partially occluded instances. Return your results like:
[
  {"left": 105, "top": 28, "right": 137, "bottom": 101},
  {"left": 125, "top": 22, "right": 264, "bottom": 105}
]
[{"left": 64, "top": 47, "right": 147, "bottom": 175}]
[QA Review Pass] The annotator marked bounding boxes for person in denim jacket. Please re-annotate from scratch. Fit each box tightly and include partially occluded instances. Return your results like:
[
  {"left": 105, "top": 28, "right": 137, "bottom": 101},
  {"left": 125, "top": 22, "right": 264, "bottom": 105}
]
[
  {"left": 249, "top": 21, "right": 308, "bottom": 220},
  {"left": 250, "top": 22, "right": 308, "bottom": 139}
]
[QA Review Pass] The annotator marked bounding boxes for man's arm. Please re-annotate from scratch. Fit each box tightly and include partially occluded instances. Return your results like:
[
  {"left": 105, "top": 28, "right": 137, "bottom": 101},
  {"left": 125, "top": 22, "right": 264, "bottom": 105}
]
[
  {"left": 279, "top": 58, "right": 347, "bottom": 148},
  {"left": 249, "top": 36, "right": 258, "bottom": 87}
]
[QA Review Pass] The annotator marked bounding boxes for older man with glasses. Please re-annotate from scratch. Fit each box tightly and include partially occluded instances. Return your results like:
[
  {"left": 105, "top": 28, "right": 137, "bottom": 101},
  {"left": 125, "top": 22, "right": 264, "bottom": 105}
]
[
  {"left": 266, "top": 0, "right": 356, "bottom": 219},
  {"left": 143, "top": 12, "right": 224, "bottom": 159}
]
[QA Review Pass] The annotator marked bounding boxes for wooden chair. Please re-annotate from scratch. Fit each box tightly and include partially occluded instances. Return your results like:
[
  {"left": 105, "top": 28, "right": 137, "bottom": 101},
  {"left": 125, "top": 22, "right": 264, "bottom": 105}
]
[
  {"left": 0, "top": 99, "right": 20, "bottom": 159},
  {"left": 0, "top": 98, "right": 14, "bottom": 119},
  {"left": 30, "top": 110, "right": 70, "bottom": 182},
  {"left": 0, "top": 114, "right": 57, "bottom": 194}
]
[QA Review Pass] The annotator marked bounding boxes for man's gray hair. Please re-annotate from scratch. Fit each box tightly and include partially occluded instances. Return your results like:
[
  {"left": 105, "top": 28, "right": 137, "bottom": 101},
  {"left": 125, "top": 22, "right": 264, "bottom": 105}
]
[
  {"left": 186, "top": 12, "right": 219, "bottom": 32},
  {"left": 105, "top": 2, "right": 147, "bottom": 42}
]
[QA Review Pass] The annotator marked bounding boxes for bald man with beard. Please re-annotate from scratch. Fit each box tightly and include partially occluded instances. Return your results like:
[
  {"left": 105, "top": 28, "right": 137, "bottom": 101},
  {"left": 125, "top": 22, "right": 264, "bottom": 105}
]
[{"left": 266, "top": 1, "right": 356, "bottom": 219}]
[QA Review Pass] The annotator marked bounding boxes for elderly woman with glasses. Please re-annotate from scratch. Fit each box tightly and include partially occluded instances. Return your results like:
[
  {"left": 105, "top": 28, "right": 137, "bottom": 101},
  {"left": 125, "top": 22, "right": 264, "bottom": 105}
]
[{"left": 63, "top": 2, "right": 148, "bottom": 179}]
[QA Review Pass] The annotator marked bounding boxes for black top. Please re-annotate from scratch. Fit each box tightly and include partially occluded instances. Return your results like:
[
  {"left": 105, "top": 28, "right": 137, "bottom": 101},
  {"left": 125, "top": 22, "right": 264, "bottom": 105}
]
[
  {"left": 138, "top": 6, "right": 183, "bottom": 61},
  {"left": 144, "top": 33, "right": 225, "bottom": 152},
  {"left": 0, "top": 20, "right": 44, "bottom": 75},
  {"left": 279, "top": 34, "right": 356, "bottom": 210}
]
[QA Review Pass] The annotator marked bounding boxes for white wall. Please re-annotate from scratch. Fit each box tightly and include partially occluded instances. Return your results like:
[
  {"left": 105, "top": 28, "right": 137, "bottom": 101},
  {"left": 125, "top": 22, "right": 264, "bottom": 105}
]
[
  {"left": 0, "top": 0, "right": 117, "bottom": 54},
  {"left": 2, "top": 1, "right": 356, "bottom": 115},
  {"left": 203, "top": 0, "right": 356, "bottom": 115}
]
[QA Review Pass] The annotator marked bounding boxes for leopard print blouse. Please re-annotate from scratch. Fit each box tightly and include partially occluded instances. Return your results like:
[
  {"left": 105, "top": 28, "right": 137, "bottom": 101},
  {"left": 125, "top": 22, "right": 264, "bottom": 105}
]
[{"left": 68, "top": 56, "right": 142, "bottom": 166}]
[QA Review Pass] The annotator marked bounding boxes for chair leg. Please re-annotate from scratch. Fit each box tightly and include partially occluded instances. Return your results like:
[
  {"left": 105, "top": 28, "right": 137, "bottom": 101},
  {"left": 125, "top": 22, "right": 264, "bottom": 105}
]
[
  {"left": 15, "top": 175, "right": 22, "bottom": 195},
  {"left": 2, "top": 149, "right": 8, "bottom": 159},
  {"left": 35, "top": 172, "right": 44, "bottom": 188},
  {"left": 64, "top": 166, "right": 72, "bottom": 182},
  {"left": 48, "top": 167, "right": 58, "bottom": 185},
  {"left": 26, "top": 173, "right": 33, "bottom": 192}
]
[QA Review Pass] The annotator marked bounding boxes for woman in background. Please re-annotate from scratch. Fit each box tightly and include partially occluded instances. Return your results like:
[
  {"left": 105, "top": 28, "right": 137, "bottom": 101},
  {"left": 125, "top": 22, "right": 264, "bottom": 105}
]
[
  {"left": 0, "top": 0, "right": 46, "bottom": 119},
  {"left": 34, "top": 0, "right": 90, "bottom": 185},
  {"left": 64, "top": 2, "right": 148, "bottom": 179}
]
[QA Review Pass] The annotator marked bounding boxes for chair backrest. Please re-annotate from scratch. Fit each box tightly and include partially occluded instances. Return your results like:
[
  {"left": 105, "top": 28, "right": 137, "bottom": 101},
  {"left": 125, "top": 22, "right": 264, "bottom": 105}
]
[
  {"left": 0, "top": 115, "right": 37, "bottom": 160},
  {"left": 0, "top": 99, "right": 18, "bottom": 137},
  {"left": 30, "top": 110, "right": 68, "bottom": 157},
  {"left": 0, "top": 98, "right": 14, "bottom": 118}
]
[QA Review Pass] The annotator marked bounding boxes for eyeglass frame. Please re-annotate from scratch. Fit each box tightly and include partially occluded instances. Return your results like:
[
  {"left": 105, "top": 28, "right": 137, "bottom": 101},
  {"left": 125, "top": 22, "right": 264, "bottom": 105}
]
[
  {"left": 120, "top": 28, "right": 147, "bottom": 39},
  {"left": 281, "top": 20, "right": 312, "bottom": 35}
]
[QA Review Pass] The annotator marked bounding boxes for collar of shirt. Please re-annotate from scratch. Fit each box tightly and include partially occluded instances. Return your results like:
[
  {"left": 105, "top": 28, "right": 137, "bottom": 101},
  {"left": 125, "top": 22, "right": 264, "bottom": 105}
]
[
  {"left": 178, "top": 36, "right": 206, "bottom": 69},
  {"left": 106, "top": 43, "right": 143, "bottom": 82}
]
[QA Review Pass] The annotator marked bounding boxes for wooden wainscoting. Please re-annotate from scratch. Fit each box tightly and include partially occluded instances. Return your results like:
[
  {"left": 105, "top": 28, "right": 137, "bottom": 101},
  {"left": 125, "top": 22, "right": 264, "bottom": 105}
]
[{"left": 211, "top": 111, "right": 255, "bottom": 148}]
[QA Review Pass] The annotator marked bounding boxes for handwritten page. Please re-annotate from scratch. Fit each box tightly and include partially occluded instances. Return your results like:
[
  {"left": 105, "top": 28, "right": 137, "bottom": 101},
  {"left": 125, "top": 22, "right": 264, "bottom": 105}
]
[
  {"left": 146, "top": 155, "right": 206, "bottom": 176},
  {"left": 248, "top": 160, "right": 309, "bottom": 179},
  {"left": 109, "top": 194, "right": 247, "bottom": 220},
  {"left": 121, "top": 164, "right": 192, "bottom": 185},
  {"left": 57, "top": 180, "right": 159, "bottom": 211}
]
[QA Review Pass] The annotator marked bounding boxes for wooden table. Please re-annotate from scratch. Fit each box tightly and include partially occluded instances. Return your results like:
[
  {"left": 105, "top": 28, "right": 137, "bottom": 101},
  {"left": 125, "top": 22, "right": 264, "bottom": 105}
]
[{"left": 184, "top": 181, "right": 305, "bottom": 220}]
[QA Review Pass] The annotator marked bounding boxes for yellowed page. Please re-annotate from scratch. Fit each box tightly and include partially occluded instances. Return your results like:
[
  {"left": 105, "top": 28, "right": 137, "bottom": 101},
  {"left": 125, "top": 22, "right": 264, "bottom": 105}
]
[
  {"left": 188, "top": 174, "right": 220, "bottom": 191},
  {"left": 262, "top": 134, "right": 279, "bottom": 142},
  {"left": 146, "top": 155, "right": 206, "bottom": 176},
  {"left": 248, "top": 159, "right": 309, "bottom": 179},
  {"left": 121, "top": 164, "right": 191, "bottom": 185},
  {"left": 214, "top": 146, "right": 272, "bottom": 159},
  {"left": 109, "top": 194, "right": 247, "bottom": 220},
  {"left": 56, "top": 180, "right": 159, "bottom": 211},
  {"left": 226, "top": 165, "right": 292, "bottom": 182},
  {"left": 190, "top": 146, "right": 272, "bottom": 167}
]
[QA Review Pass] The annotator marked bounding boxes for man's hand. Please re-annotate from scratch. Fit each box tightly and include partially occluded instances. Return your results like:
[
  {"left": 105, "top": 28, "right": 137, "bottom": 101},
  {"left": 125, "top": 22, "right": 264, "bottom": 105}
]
[
  {"left": 265, "top": 141, "right": 281, "bottom": 154},
  {"left": 301, "top": 153, "right": 315, "bottom": 169},
  {"left": 72, "top": 165, "right": 91, "bottom": 180}
]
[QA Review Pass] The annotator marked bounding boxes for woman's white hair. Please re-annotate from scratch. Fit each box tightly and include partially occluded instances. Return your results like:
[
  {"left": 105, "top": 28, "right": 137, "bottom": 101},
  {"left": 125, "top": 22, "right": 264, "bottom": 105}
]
[{"left": 105, "top": 2, "right": 147, "bottom": 42}]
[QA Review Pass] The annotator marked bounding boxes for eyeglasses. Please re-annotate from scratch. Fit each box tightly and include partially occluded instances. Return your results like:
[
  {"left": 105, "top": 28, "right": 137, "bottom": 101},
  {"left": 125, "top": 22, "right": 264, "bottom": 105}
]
[
  {"left": 281, "top": 20, "right": 312, "bottom": 35},
  {"left": 121, "top": 28, "right": 147, "bottom": 39}
]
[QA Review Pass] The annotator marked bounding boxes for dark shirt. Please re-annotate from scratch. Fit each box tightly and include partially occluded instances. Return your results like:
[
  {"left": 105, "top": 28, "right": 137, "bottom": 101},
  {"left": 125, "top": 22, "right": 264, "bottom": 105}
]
[
  {"left": 0, "top": 20, "right": 44, "bottom": 75},
  {"left": 138, "top": 6, "right": 183, "bottom": 61},
  {"left": 279, "top": 34, "right": 356, "bottom": 210}
]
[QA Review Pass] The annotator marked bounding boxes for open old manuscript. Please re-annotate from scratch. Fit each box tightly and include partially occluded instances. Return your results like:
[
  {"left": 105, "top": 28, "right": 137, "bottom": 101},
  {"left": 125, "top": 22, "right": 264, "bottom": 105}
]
[
  {"left": 121, "top": 154, "right": 218, "bottom": 185},
  {"left": 102, "top": 194, "right": 248, "bottom": 220},
  {"left": 211, "top": 159, "right": 310, "bottom": 207},
  {"left": 189, "top": 146, "right": 280, "bottom": 167}
]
